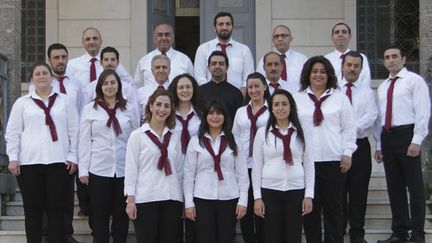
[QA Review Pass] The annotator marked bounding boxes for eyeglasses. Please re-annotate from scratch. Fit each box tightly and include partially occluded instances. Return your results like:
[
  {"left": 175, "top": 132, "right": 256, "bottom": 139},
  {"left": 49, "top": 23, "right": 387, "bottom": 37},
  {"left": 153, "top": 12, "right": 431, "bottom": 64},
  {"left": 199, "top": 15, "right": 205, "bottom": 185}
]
[{"left": 273, "top": 34, "right": 291, "bottom": 39}]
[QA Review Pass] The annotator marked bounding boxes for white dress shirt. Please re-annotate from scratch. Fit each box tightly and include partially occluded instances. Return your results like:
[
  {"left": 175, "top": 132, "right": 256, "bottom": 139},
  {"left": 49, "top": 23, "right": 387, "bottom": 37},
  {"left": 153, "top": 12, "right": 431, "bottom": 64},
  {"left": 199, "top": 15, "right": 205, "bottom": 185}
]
[
  {"left": 133, "top": 48, "right": 194, "bottom": 89},
  {"left": 252, "top": 125, "right": 315, "bottom": 199},
  {"left": 340, "top": 79, "right": 378, "bottom": 139},
  {"left": 78, "top": 101, "right": 140, "bottom": 178},
  {"left": 374, "top": 68, "right": 431, "bottom": 150},
  {"left": 232, "top": 101, "right": 270, "bottom": 168},
  {"left": 194, "top": 38, "right": 255, "bottom": 89},
  {"left": 137, "top": 81, "right": 169, "bottom": 118},
  {"left": 124, "top": 123, "right": 183, "bottom": 204},
  {"left": 6, "top": 90, "right": 79, "bottom": 165},
  {"left": 257, "top": 49, "right": 307, "bottom": 90},
  {"left": 325, "top": 49, "right": 371, "bottom": 88},
  {"left": 173, "top": 108, "right": 201, "bottom": 139},
  {"left": 267, "top": 78, "right": 297, "bottom": 95},
  {"left": 294, "top": 88, "right": 357, "bottom": 161},
  {"left": 183, "top": 133, "right": 250, "bottom": 208}
]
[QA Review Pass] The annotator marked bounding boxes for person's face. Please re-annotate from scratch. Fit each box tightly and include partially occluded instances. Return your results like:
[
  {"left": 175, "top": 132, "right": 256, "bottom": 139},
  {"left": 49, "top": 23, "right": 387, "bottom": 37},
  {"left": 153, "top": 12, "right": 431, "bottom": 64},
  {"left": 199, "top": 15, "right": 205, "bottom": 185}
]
[
  {"left": 208, "top": 55, "right": 227, "bottom": 81},
  {"left": 82, "top": 29, "right": 102, "bottom": 56},
  {"left": 207, "top": 107, "right": 225, "bottom": 130},
  {"left": 48, "top": 49, "right": 68, "bottom": 75},
  {"left": 247, "top": 78, "right": 267, "bottom": 103},
  {"left": 176, "top": 77, "right": 194, "bottom": 103},
  {"left": 383, "top": 48, "right": 406, "bottom": 76},
  {"left": 309, "top": 62, "right": 328, "bottom": 90},
  {"left": 214, "top": 16, "right": 233, "bottom": 41},
  {"left": 32, "top": 65, "right": 52, "bottom": 90},
  {"left": 153, "top": 24, "right": 174, "bottom": 53},
  {"left": 272, "top": 26, "right": 292, "bottom": 53},
  {"left": 101, "top": 52, "right": 119, "bottom": 70},
  {"left": 272, "top": 94, "right": 291, "bottom": 122},
  {"left": 151, "top": 59, "right": 170, "bottom": 84},
  {"left": 342, "top": 56, "right": 362, "bottom": 83},
  {"left": 331, "top": 24, "right": 351, "bottom": 51},
  {"left": 150, "top": 95, "right": 172, "bottom": 123},
  {"left": 264, "top": 53, "right": 282, "bottom": 82},
  {"left": 101, "top": 74, "right": 119, "bottom": 99}
]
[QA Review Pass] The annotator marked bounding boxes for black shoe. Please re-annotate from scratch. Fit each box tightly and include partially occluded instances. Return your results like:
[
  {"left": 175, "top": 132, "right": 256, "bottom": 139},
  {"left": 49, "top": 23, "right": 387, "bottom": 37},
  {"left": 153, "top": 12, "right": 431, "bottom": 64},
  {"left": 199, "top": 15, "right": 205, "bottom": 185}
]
[
  {"left": 377, "top": 235, "right": 406, "bottom": 243},
  {"left": 63, "top": 235, "right": 82, "bottom": 243},
  {"left": 41, "top": 235, "right": 49, "bottom": 243},
  {"left": 351, "top": 238, "right": 367, "bottom": 243},
  {"left": 405, "top": 237, "right": 425, "bottom": 243},
  {"left": 77, "top": 209, "right": 89, "bottom": 217}
]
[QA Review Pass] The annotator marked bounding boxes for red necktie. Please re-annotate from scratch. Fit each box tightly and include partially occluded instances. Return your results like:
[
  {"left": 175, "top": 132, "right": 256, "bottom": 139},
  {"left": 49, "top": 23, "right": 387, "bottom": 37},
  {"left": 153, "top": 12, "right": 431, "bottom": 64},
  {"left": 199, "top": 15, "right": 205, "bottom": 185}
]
[
  {"left": 246, "top": 105, "right": 267, "bottom": 157},
  {"left": 271, "top": 128, "right": 295, "bottom": 165},
  {"left": 97, "top": 101, "right": 122, "bottom": 136},
  {"left": 345, "top": 83, "right": 353, "bottom": 104},
  {"left": 90, "top": 57, "right": 97, "bottom": 82},
  {"left": 203, "top": 136, "right": 228, "bottom": 181},
  {"left": 145, "top": 130, "right": 173, "bottom": 176},
  {"left": 218, "top": 43, "right": 231, "bottom": 55},
  {"left": 57, "top": 76, "right": 67, "bottom": 94},
  {"left": 280, "top": 53, "right": 287, "bottom": 81},
  {"left": 269, "top": 82, "right": 280, "bottom": 90},
  {"left": 157, "top": 85, "right": 165, "bottom": 90},
  {"left": 340, "top": 54, "right": 346, "bottom": 79},
  {"left": 384, "top": 77, "right": 399, "bottom": 130},
  {"left": 32, "top": 94, "right": 58, "bottom": 141},
  {"left": 308, "top": 93, "right": 330, "bottom": 126},
  {"left": 176, "top": 113, "right": 194, "bottom": 154}
]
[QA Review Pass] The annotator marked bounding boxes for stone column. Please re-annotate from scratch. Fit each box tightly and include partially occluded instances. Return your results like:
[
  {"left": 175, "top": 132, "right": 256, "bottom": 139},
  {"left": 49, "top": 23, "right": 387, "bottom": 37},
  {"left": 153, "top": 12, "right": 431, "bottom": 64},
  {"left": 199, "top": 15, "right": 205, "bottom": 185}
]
[
  {"left": 420, "top": 0, "right": 432, "bottom": 82},
  {"left": 0, "top": 0, "right": 21, "bottom": 113}
]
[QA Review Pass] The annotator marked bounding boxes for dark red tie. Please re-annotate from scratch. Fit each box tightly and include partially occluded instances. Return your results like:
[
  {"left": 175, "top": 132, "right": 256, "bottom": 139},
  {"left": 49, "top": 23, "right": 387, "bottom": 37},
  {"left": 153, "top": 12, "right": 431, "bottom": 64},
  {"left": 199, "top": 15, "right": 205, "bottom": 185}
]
[
  {"left": 269, "top": 82, "right": 280, "bottom": 90},
  {"left": 340, "top": 54, "right": 346, "bottom": 79},
  {"left": 218, "top": 43, "right": 231, "bottom": 55},
  {"left": 271, "top": 128, "right": 295, "bottom": 165},
  {"left": 57, "top": 76, "right": 67, "bottom": 94},
  {"left": 246, "top": 105, "right": 267, "bottom": 157},
  {"left": 97, "top": 101, "right": 122, "bottom": 136},
  {"left": 176, "top": 113, "right": 194, "bottom": 154},
  {"left": 32, "top": 94, "right": 58, "bottom": 141},
  {"left": 203, "top": 136, "right": 228, "bottom": 181},
  {"left": 280, "top": 53, "right": 287, "bottom": 81},
  {"left": 90, "top": 57, "right": 97, "bottom": 82},
  {"left": 384, "top": 77, "right": 399, "bottom": 130},
  {"left": 157, "top": 85, "right": 165, "bottom": 90},
  {"left": 145, "top": 130, "right": 173, "bottom": 176},
  {"left": 345, "top": 83, "right": 353, "bottom": 104},
  {"left": 308, "top": 93, "right": 330, "bottom": 126}
]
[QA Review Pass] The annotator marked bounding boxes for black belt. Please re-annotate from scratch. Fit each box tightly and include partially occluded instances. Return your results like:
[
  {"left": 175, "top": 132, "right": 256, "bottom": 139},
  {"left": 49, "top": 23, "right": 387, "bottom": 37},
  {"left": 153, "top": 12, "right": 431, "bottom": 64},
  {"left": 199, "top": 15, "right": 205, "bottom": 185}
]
[{"left": 382, "top": 124, "right": 414, "bottom": 133}]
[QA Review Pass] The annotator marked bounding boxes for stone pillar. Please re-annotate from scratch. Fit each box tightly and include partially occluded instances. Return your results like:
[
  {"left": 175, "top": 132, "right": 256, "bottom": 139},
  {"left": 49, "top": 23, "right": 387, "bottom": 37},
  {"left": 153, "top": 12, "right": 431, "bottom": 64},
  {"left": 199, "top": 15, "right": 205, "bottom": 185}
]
[{"left": 0, "top": 0, "right": 21, "bottom": 113}]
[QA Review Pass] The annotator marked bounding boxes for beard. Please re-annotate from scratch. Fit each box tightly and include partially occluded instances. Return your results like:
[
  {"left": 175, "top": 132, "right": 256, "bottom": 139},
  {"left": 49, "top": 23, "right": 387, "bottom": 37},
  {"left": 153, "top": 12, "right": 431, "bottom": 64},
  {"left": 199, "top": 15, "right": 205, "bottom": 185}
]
[{"left": 217, "top": 30, "right": 232, "bottom": 41}]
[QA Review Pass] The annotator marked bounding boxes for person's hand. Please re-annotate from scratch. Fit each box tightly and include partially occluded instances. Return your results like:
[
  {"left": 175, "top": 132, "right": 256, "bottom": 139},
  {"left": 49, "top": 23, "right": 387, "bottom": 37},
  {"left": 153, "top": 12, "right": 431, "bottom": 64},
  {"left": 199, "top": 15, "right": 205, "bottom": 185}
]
[
  {"left": 374, "top": 150, "right": 383, "bottom": 163},
  {"left": 254, "top": 199, "right": 265, "bottom": 218},
  {"left": 8, "top": 161, "right": 20, "bottom": 176},
  {"left": 126, "top": 203, "right": 137, "bottom": 220},
  {"left": 236, "top": 205, "right": 247, "bottom": 219},
  {"left": 302, "top": 197, "right": 313, "bottom": 215},
  {"left": 66, "top": 161, "right": 77, "bottom": 175},
  {"left": 185, "top": 207, "right": 196, "bottom": 221},
  {"left": 407, "top": 143, "right": 421, "bottom": 157},
  {"left": 340, "top": 155, "right": 352, "bottom": 173},
  {"left": 79, "top": 176, "right": 89, "bottom": 185}
]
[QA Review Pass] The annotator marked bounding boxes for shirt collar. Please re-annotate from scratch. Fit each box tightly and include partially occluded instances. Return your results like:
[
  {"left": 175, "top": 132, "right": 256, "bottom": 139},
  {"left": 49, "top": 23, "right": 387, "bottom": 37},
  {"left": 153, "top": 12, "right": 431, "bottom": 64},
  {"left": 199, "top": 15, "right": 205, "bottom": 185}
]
[
  {"left": 84, "top": 52, "right": 100, "bottom": 62},
  {"left": 156, "top": 47, "right": 173, "bottom": 56},
  {"left": 275, "top": 122, "right": 296, "bottom": 132},
  {"left": 204, "top": 131, "right": 226, "bottom": 142},
  {"left": 138, "top": 123, "right": 172, "bottom": 137},
  {"left": 28, "top": 88, "right": 58, "bottom": 100},
  {"left": 341, "top": 78, "right": 358, "bottom": 88},
  {"left": 305, "top": 86, "right": 334, "bottom": 97},
  {"left": 334, "top": 48, "right": 351, "bottom": 56},
  {"left": 387, "top": 67, "right": 408, "bottom": 81},
  {"left": 175, "top": 106, "right": 197, "bottom": 117},
  {"left": 247, "top": 100, "right": 269, "bottom": 110},
  {"left": 213, "top": 37, "right": 234, "bottom": 47}
]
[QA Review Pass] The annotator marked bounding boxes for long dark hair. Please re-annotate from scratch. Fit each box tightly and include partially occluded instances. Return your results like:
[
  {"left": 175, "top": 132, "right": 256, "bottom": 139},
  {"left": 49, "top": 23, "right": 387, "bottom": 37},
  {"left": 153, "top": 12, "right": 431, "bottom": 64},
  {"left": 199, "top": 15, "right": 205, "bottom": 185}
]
[
  {"left": 244, "top": 72, "right": 271, "bottom": 105},
  {"left": 198, "top": 100, "right": 238, "bottom": 156},
  {"left": 143, "top": 89, "right": 176, "bottom": 129},
  {"left": 265, "top": 89, "right": 305, "bottom": 146},
  {"left": 168, "top": 73, "right": 203, "bottom": 119},
  {"left": 299, "top": 56, "right": 337, "bottom": 91},
  {"left": 93, "top": 69, "right": 127, "bottom": 110}
]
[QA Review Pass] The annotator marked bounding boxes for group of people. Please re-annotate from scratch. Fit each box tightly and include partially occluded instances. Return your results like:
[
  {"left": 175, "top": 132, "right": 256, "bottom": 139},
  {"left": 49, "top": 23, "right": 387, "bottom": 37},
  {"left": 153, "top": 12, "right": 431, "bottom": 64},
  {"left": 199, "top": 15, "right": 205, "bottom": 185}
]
[{"left": 4, "top": 10, "right": 430, "bottom": 243}]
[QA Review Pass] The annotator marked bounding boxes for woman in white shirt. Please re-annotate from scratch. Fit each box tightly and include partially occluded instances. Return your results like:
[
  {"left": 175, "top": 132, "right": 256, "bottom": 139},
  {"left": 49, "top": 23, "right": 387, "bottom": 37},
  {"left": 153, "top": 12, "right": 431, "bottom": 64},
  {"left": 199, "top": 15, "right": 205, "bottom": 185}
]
[
  {"left": 5, "top": 63, "right": 79, "bottom": 243},
  {"left": 184, "top": 100, "right": 249, "bottom": 243},
  {"left": 168, "top": 73, "right": 203, "bottom": 243},
  {"left": 232, "top": 72, "right": 270, "bottom": 243},
  {"left": 252, "top": 89, "right": 314, "bottom": 243},
  {"left": 78, "top": 69, "right": 139, "bottom": 243},
  {"left": 294, "top": 56, "right": 356, "bottom": 243},
  {"left": 124, "top": 89, "right": 183, "bottom": 243}
]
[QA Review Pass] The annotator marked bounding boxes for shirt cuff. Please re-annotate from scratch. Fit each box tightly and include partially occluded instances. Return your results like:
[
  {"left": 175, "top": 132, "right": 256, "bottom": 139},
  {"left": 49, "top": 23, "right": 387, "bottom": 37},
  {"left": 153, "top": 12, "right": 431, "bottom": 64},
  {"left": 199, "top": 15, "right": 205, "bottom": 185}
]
[
  {"left": 305, "top": 188, "right": 314, "bottom": 199},
  {"left": 124, "top": 187, "right": 135, "bottom": 197},
  {"left": 238, "top": 192, "right": 248, "bottom": 207},
  {"left": 184, "top": 194, "right": 195, "bottom": 208},
  {"left": 67, "top": 153, "right": 77, "bottom": 164},
  {"left": 411, "top": 134, "right": 424, "bottom": 146},
  {"left": 253, "top": 189, "right": 262, "bottom": 200},
  {"left": 78, "top": 169, "right": 89, "bottom": 178},
  {"left": 375, "top": 142, "right": 381, "bottom": 151}
]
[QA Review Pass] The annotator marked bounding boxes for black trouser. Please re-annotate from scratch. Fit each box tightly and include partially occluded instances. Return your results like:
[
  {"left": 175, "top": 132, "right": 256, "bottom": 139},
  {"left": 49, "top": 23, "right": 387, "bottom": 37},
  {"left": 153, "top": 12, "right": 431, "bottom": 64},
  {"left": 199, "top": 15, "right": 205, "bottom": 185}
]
[
  {"left": 304, "top": 161, "right": 346, "bottom": 243},
  {"left": 194, "top": 198, "right": 238, "bottom": 243},
  {"left": 240, "top": 169, "right": 265, "bottom": 243},
  {"left": 134, "top": 200, "right": 183, "bottom": 243},
  {"left": 262, "top": 188, "right": 304, "bottom": 243},
  {"left": 343, "top": 137, "right": 372, "bottom": 239},
  {"left": 381, "top": 125, "right": 425, "bottom": 239},
  {"left": 88, "top": 173, "right": 129, "bottom": 243},
  {"left": 16, "top": 163, "right": 68, "bottom": 243},
  {"left": 185, "top": 218, "right": 196, "bottom": 243}
]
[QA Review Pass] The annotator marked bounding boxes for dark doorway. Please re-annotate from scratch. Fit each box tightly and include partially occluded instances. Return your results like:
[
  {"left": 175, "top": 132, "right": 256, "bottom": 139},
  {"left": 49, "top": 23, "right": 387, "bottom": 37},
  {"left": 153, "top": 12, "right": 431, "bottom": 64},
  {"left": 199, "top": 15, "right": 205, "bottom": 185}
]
[{"left": 175, "top": 16, "right": 200, "bottom": 63}]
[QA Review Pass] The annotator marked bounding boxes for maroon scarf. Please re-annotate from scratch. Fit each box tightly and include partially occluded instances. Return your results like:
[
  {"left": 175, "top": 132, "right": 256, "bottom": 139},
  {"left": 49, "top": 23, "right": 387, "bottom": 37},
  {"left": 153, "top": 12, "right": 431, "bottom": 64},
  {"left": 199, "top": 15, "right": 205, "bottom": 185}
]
[
  {"left": 271, "top": 127, "right": 295, "bottom": 165},
  {"left": 202, "top": 136, "right": 228, "bottom": 181},
  {"left": 32, "top": 94, "right": 58, "bottom": 141},
  {"left": 246, "top": 105, "right": 267, "bottom": 157},
  {"left": 145, "top": 130, "right": 173, "bottom": 176},
  {"left": 97, "top": 101, "right": 122, "bottom": 136},
  {"left": 176, "top": 113, "right": 194, "bottom": 154},
  {"left": 307, "top": 93, "right": 330, "bottom": 127}
]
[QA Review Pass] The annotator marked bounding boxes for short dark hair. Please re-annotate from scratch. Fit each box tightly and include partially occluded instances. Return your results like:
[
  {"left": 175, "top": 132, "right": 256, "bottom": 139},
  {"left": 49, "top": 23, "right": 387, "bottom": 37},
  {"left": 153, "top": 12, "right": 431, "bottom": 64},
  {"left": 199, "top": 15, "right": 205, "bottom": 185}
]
[
  {"left": 263, "top": 51, "right": 284, "bottom": 66},
  {"left": 384, "top": 45, "right": 406, "bottom": 58},
  {"left": 213, "top": 12, "right": 234, "bottom": 27},
  {"left": 47, "top": 43, "right": 68, "bottom": 58},
  {"left": 30, "top": 63, "right": 52, "bottom": 81},
  {"left": 342, "top": 51, "right": 363, "bottom": 67},
  {"left": 331, "top": 22, "right": 351, "bottom": 35},
  {"left": 244, "top": 72, "right": 271, "bottom": 105},
  {"left": 299, "top": 56, "right": 338, "bottom": 91},
  {"left": 207, "top": 50, "right": 229, "bottom": 67},
  {"left": 100, "top": 46, "right": 119, "bottom": 61},
  {"left": 94, "top": 69, "right": 127, "bottom": 110}
]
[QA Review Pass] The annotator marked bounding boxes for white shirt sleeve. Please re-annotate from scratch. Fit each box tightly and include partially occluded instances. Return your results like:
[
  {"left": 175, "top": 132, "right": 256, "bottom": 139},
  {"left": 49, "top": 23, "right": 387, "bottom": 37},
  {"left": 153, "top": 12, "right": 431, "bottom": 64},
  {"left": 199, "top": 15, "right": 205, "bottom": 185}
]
[
  {"left": 252, "top": 128, "right": 265, "bottom": 199},
  {"left": 78, "top": 105, "right": 93, "bottom": 177},
  {"left": 356, "top": 89, "right": 378, "bottom": 136},
  {"left": 340, "top": 95, "right": 357, "bottom": 156},
  {"left": 66, "top": 96, "right": 80, "bottom": 164},
  {"left": 194, "top": 45, "right": 209, "bottom": 85},
  {"left": 5, "top": 98, "right": 25, "bottom": 162},
  {"left": 183, "top": 137, "right": 199, "bottom": 208},
  {"left": 234, "top": 138, "right": 250, "bottom": 207},
  {"left": 124, "top": 131, "right": 141, "bottom": 196}
]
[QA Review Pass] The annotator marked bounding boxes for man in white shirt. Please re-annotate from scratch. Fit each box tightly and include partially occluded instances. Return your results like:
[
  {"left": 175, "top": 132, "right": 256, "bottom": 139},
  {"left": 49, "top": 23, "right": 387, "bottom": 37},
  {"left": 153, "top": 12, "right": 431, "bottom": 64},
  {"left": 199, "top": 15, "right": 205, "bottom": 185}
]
[
  {"left": 194, "top": 11, "right": 254, "bottom": 92},
  {"left": 257, "top": 25, "right": 307, "bottom": 87},
  {"left": 262, "top": 51, "right": 296, "bottom": 94},
  {"left": 374, "top": 47, "right": 430, "bottom": 243},
  {"left": 324, "top": 23, "right": 371, "bottom": 88},
  {"left": 133, "top": 23, "right": 193, "bottom": 89},
  {"left": 340, "top": 51, "right": 378, "bottom": 243}
]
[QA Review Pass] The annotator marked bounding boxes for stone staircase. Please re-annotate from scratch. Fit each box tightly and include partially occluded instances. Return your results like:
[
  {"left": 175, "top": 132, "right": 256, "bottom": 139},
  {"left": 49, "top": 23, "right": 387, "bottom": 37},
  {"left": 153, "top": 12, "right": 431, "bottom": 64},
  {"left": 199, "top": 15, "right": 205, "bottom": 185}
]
[{"left": 0, "top": 173, "right": 431, "bottom": 242}]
